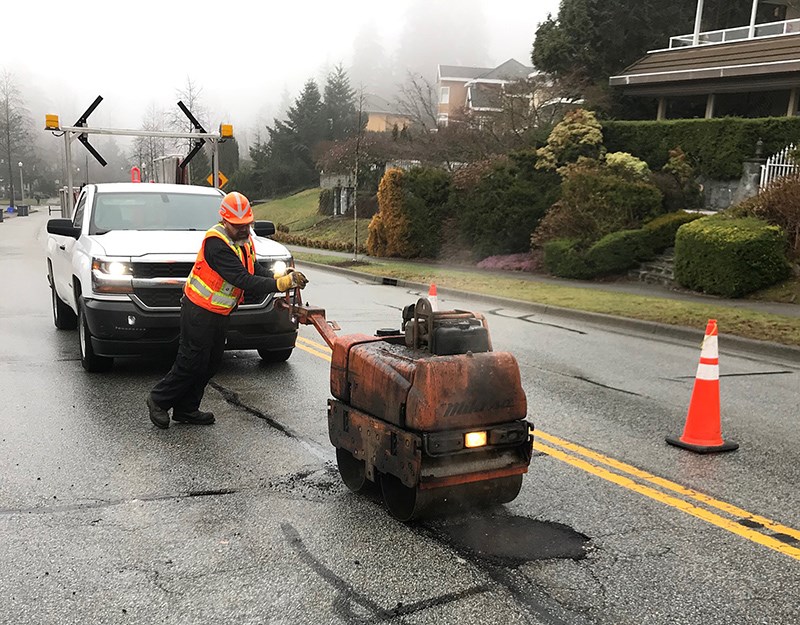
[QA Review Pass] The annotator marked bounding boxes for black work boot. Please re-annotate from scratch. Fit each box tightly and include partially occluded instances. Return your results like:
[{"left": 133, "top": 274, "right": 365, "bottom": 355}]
[
  {"left": 146, "top": 395, "right": 170, "bottom": 429},
  {"left": 172, "top": 410, "right": 215, "bottom": 425}
]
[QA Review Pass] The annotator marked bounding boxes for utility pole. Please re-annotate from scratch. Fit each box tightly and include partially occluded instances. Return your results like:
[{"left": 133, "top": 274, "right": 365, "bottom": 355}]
[{"left": 353, "top": 87, "right": 365, "bottom": 262}]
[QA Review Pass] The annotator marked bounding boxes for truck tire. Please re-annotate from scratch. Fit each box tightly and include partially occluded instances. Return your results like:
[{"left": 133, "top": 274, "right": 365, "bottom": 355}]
[
  {"left": 78, "top": 302, "right": 113, "bottom": 373},
  {"left": 51, "top": 284, "right": 77, "bottom": 330},
  {"left": 257, "top": 347, "right": 293, "bottom": 363}
]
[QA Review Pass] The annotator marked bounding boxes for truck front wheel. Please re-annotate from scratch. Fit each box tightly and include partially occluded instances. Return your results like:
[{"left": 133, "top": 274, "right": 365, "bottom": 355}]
[{"left": 78, "top": 302, "right": 113, "bottom": 373}]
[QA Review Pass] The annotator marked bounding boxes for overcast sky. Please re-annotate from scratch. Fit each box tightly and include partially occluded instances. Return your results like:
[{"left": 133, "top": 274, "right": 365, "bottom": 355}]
[{"left": 5, "top": 0, "right": 560, "bottom": 148}]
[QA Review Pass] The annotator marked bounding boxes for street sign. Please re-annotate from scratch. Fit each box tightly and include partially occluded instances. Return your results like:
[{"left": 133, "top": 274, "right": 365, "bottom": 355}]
[{"left": 207, "top": 172, "right": 228, "bottom": 188}]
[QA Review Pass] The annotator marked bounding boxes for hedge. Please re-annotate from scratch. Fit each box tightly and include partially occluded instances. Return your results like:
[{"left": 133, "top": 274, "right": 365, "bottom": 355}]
[
  {"left": 674, "top": 217, "right": 791, "bottom": 297},
  {"left": 585, "top": 229, "right": 654, "bottom": 276},
  {"left": 542, "top": 239, "right": 594, "bottom": 279},
  {"left": 642, "top": 210, "right": 703, "bottom": 252},
  {"left": 273, "top": 231, "right": 367, "bottom": 255},
  {"left": 603, "top": 117, "right": 800, "bottom": 180}
]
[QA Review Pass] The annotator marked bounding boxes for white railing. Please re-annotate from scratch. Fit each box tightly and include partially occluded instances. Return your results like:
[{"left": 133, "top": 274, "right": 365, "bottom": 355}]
[
  {"left": 669, "top": 18, "right": 800, "bottom": 48},
  {"left": 760, "top": 144, "right": 799, "bottom": 189}
]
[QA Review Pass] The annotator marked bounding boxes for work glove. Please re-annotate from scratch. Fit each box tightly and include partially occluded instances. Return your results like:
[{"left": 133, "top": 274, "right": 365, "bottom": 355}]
[{"left": 275, "top": 268, "right": 309, "bottom": 292}]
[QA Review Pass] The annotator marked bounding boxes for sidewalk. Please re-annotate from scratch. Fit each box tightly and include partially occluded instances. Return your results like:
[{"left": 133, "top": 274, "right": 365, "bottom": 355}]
[{"left": 288, "top": 244, "right": 800, "bottom": 363}]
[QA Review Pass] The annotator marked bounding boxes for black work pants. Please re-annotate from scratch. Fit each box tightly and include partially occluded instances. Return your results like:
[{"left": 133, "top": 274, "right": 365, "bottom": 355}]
[{"left": 150, "top": 297, "right": 229, "bottom": 414}]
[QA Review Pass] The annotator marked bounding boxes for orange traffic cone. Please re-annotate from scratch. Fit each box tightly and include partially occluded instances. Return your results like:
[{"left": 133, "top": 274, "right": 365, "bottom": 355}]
[
  {"left": 428, "top": 283, "right": 439, "bottom": 312},
  {"left": 666, "top": 319, "right": 738, "bottom": 454}
]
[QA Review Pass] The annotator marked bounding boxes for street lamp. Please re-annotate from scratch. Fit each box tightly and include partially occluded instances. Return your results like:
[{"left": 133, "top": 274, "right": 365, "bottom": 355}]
[{"left": 18, "top": 162, "right": 24, "bottom": 203}]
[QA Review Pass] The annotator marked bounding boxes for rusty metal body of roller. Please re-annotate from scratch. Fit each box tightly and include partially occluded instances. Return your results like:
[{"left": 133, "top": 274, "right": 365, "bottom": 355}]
[{"left": 279, "top": 294, "right": 534, "bottom": 521}]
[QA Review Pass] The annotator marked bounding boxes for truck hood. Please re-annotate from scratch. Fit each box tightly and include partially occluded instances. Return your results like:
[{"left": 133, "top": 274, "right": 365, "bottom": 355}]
[{"left": 90, "top": 230, "right": 291, "bottom": 259}]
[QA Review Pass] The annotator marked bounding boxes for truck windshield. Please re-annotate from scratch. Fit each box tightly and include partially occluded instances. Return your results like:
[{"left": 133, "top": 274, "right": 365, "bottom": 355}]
[{"left": 90, "top": 192, "right": 223, "bottom": 234}]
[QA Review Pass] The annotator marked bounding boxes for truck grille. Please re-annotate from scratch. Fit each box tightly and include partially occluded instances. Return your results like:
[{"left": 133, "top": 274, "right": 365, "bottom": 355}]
[
  {"left": 132, "top": 286, "right": 267, "bottom": 309},
  {"left": 132, "top": 262, "right": 194, "bottom": 279}
]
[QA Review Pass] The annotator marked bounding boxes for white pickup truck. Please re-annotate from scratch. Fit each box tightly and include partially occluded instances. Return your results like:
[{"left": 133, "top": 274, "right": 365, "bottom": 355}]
[{"left": 46, "top": 182, "right": 298, "bottom": 372}]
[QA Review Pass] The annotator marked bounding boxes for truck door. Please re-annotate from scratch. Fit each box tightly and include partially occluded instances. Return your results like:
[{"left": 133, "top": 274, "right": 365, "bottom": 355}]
[{"left": 52, "top": 193, "right": 86, "bottom": 308}]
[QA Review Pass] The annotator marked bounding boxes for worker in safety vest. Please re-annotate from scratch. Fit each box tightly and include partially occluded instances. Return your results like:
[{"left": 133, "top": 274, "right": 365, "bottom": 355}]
[{"left": 146, "top": 191, "right": 308, "bottom": 429}]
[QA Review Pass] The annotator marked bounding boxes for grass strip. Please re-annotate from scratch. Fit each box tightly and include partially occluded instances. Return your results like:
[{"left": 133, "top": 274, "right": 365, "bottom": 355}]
[{"left": 294, "top": 252, "right": 800, "bottom": 346}]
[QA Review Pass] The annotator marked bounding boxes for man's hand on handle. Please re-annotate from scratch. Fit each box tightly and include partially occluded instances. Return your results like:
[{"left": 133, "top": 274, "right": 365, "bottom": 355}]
[{"left": 275, "top": 268, "right": 309, "bottom": 292}]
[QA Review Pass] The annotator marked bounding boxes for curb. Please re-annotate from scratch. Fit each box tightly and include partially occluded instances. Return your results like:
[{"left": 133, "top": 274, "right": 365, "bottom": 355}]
[{"left": 296, "top": 259, "right": 800, "bottom": 365}]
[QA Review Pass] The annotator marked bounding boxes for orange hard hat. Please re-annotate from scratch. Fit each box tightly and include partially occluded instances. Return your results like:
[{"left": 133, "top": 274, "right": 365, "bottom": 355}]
[{"left": 219, "top": 191, "right": 253, "bottom": 224}]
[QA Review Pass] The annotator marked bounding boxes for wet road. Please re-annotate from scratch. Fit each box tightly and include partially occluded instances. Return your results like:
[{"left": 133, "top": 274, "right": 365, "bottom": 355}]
[{"left": 1, "top": 210, "right": 798, "bottom": 624}]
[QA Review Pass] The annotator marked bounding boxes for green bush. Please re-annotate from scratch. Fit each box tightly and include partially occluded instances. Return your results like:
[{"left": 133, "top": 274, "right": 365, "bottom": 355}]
[
  {"left": 532, "top": 160, "right": 663, "bottom": 246},
  {"left": 585, "top": 229, "right": 653, "bottom": 276},
  {"left": 603, "top": 117, "right": 800, "bottom": 180},
  {"left": 367, "top": 167, "right": 452, "bottom": 258},
  {"left": 643, "top": 210, "right": 703, "bottom": 252},
  {"left": 455, "top": 161, "right": 560, "bottom": 259},
  {"left": 318, "top": 189, "right": 334, "bottom": 215},
  {"left": 729, "top": 173, "right": 800, "bottom": 259},
  {"left": 542, "top": 239, "right": 593, "bottom": 279},
  {"left": 674, "top": 216, "right": 791, "bottom": 297},
  {"left": 404, "top": 167, "right": 452, "bottom": 258}
]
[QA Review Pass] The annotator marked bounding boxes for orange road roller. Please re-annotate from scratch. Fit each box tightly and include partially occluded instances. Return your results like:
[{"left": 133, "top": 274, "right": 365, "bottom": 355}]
[{"left": 282, "top": 295, "right": 533, "bottom": 521}]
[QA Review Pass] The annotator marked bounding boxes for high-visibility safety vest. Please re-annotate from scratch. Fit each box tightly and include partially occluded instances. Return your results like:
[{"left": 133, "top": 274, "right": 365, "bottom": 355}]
[{"left": 184, "top": 223, "right": 255, "bottom": 315}]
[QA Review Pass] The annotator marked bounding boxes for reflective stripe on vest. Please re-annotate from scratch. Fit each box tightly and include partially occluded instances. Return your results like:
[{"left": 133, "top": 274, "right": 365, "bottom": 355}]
[{"left": 184, "top": 223, "right": 255, "bottom": 315}]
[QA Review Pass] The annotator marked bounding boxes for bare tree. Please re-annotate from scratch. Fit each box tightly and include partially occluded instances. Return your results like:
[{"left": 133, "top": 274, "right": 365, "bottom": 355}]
[
  {"left": 131, "top": 104, "right": 168, "bottom": 182},
  {"left": 0, "top": 69, "right": 33, "bottom": 207},
  {"left": 167, "top": 76, "right": 208, "bottom": 179},
  {"left": 395, "top": 72, "right": 439, "bottom": 131}
]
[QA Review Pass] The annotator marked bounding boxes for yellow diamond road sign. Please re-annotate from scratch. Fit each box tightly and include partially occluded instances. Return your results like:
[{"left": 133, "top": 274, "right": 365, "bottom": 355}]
[{"left": 207, "top": 172, "right": 229, "bottom": 188}]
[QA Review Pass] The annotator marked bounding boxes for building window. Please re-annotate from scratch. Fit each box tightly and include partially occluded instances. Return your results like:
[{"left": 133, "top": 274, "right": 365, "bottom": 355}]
[{"left": 440, "top": 86, "right": 450, "bottom": 104}]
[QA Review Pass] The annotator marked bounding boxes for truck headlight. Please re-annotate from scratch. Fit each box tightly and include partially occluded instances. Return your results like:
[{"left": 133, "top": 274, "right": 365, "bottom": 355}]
[
  {"left": 92, "top": 257, "right": 133, "bottom": 294},
  {"left": 257, "top": 256, "right": 292, "bottom": 278},
  {"left": 272, "top": 260, "right": 288, "bottom": 276}
]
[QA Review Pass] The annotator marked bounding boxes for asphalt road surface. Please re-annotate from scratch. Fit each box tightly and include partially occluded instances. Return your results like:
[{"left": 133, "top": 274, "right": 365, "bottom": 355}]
[{"left": 1, "top": 210, "right": 798, "bottom": 625}]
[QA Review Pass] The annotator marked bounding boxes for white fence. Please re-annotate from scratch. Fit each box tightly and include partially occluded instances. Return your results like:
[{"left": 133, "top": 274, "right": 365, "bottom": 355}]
[{"left": 760, "top": 144, "right": 798, "bottom": 190}]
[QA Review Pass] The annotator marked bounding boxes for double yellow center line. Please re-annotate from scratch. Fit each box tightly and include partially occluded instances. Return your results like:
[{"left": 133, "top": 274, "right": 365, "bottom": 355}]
[{"left": 296, "top": 333, "right": 800, "bottom": 561}]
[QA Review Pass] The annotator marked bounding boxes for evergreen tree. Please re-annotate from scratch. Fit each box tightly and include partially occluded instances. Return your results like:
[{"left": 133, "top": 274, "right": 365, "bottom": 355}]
[
  {"left": 323, "top": 64, "right": 360, "bottom": 141},
  {"left": 219, "top": 137, "right": 240, "bottom": 178},
  {"left": 532, "top": 0, "right": 752, "bottom": 86},
  {"left": 286, "top": 79, "right": 327, "bottom": 164}
]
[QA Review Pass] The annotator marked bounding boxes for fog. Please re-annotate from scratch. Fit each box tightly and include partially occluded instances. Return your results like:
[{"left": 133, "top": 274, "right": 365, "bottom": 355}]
[{"left": 3, "top": 0, "right": 558, "bottom": 176}]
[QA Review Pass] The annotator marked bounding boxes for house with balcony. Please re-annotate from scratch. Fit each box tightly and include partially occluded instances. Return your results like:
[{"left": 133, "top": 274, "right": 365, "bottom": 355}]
[
  {"left": 609, "top": 0, "right": 800, "bottom": 119},
  {"left": 437, "top": 58, "right": 535, "bottom": 126}
]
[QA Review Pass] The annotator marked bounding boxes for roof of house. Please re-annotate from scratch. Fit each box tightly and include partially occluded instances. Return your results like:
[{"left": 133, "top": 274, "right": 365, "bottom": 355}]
[
  {"left": 609, "top": 33, "right": 800, "bottom": 95},
  {"left": 439, "top": 58, "right": 534, "bottom": 82},
  {"left": 439, "top": 64, "right": 492, "bottom": 80},
  {"left": 363, "top": 93, "right": 405, "bottom": 116},
  {"left": 475, "top": 58, "right": 534, "bottom": 81}
]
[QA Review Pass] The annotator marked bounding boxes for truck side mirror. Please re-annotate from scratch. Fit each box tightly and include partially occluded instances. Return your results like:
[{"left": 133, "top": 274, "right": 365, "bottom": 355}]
[
  {"left": 47, "top": 219, "right": 81, "bottom": 239},
  {"left": 253, "top": 220, "right": 276, "bottom": 237}
]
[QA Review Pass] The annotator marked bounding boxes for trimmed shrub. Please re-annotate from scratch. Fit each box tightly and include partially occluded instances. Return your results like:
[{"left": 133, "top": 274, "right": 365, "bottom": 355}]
[
  {"left": 456, "top": 162, "right": 561, "bottom": 259},
  {"left": 367, "top": 167, "right": 451, "bottom": 258},
  {"left": 604, "top": 152, "right": 650, "bottom": 180},
  {"left": 273, "top": 231, "right": 367, "bottom": 255},
  {"left": 318, "top": 189, "right": 334, "bottom": 215},
  {"left": 730, "top": 173, "right": 800, "bottom": 259},
  {"left": 674, "top": 216, "right": 791, "bottom": 297},
  {"left": 532, "top": 160, "right": 663, "bottom": 246},
  {"left": 369, "top": 168, "right": 411, "bottom": 257},
  {"left": 603, "top": 117, "right": 800, "bottom": 180},
  {"left": 404, "top": 167, "right": 452, "bottom": 258},
  {"left": 536, "top": 108, "right": 605, "bottom": 171},
  {"left": 643, "top": 210, "right": 703, "bottom": 252},
  {"left": 543, "top": 239, "right": 593, "bottom": 279},
  {"left": 585, "top": 229, "right": 654, "bottom": 276}
]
